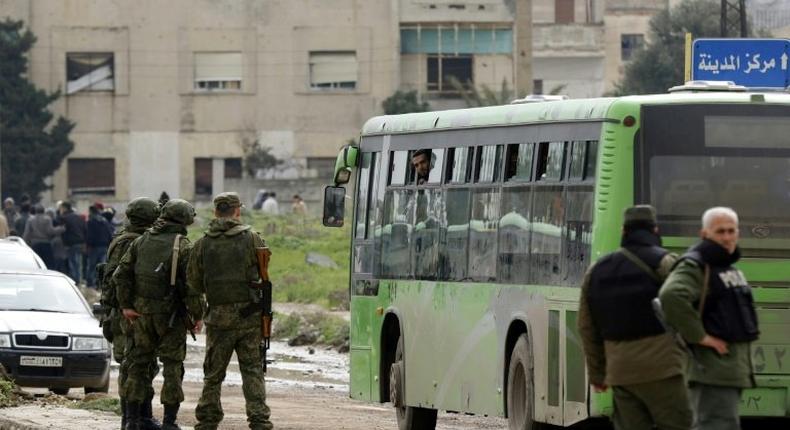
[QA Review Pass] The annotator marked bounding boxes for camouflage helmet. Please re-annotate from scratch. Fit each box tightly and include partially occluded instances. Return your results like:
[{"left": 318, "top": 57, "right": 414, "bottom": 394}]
[
  {"left": 160, "top": 198, "right": 196, "bottom": 225},
  {"left": 125, "top": 197, "right": 160, "bottom": 226}
]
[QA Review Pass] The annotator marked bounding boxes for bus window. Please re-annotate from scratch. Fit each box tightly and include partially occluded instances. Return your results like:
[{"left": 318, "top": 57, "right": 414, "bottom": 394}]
[
  {"left": 381, "top": 189, "right": 415, "bottom": 278},
  {"left": 442, "top": 188, "right": 470, "bottom": 281},
  {"left": 568, "top": 141, "right": 586, "bottom": 180},
  {"left": 447, "top": 147, "right": 472, "bottom": 184},
  {"left": 585, "top": 141, "right": 598, "bottom": 180},
  {"left": 504, "top": 143, "right": 535, "bottom": 182},
  {"left": 355, "top": 152, "right": 373, "bottom": 239},
  {"left": 469, "top": 188, "right": 500, "bottom": 281},
  {"left": 413, "top": 189, "right": 442, "bottom": 279},
  {"left": 411, "top": 149, "right": 445, "bottom": 185},
  {"left": 498, "top": 186, "right": 532, "bottom": 283},
  {"left": 530, "top": 186, "right": 565, "bottom": 284},
  {"left": 367, "top": 154, "right": 382, "bottom": 238},
  {"left": 390, "top": 151, "right": 409, "bottom": 186},
  {"left": 564, "top": 186, "right": 593, "bottom": 285},
  {"left": 474, "top": 145, "right": 499, "bottom": 183},
  {"left": 536, "top": 142, "right": 566, "bottom": 181}
]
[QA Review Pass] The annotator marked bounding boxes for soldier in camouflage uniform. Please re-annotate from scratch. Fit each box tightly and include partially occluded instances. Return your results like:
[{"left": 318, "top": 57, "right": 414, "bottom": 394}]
[
  {"left": 100, "top": 197, "right": 161, "bottom": 430},
  {"left": 187, "top": 192, "right": 273, "bottom": 430},
  {"left": 114, "top": 199, "right": 204, "bottom": 430}
]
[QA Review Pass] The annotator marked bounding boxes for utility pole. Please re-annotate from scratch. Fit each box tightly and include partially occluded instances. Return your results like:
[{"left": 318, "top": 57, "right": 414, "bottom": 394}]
[
  {"left": 514, "top": 0, "right": 533, "bottom": 97},
  {"left": 721, "top": 0, "right": 747, "bottom": 37}
]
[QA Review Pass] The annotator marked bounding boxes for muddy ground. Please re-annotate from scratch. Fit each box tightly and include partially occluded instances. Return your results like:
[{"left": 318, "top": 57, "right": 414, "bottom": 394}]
[{"left": 0, "top": 335, "right": 506, "bottom": 430}]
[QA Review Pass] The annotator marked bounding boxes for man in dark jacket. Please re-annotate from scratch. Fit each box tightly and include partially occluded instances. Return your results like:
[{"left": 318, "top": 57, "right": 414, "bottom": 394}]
[
  {"left": 57, "top": 201, "right": 87, "bottom": 284},
  {"left": 13, "top": 202, "right": 31, "bottom": 237},
  {"left": 578, "top": 205, "right": 691, "bottom": 430},
  {"left": 659, "top": 207, "right": 758, "bottom": 430},
  {"left": 86, "top": 204, "right": 114, "bottom": 288}
]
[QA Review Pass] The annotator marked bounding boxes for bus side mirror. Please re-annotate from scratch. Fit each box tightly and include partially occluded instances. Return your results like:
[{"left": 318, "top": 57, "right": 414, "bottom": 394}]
[{"left": 322, "top": 186, "right": 346, "bottom": 228}]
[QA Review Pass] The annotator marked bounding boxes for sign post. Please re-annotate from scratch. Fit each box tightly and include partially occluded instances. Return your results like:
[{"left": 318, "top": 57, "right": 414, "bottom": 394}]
[{"left": 691, "top": 38, "right": 790, "bottom": 89}]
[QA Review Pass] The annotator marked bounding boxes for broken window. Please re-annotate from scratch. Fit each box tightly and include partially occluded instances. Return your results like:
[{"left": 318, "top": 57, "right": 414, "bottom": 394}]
[
  {"left": 309, "top": 51, "right": 358, "bottom": 90},
  {"left": 66, "top": 53, "right": 114, "bottom": 94},
  {"left": 427, "top": 55, "right": 473, "bottom": 93},
  {"left": 621, "top": 34, "right": 645, "bottom": 61},
  {"left": 194, "top": 158, "right": 213, "bottom": 196},
  {"left": 194, "top": 52, "right": 242, "bottom": 91},
  {"left": 67, "top": 158, "right": 115, "bottom": 195}
]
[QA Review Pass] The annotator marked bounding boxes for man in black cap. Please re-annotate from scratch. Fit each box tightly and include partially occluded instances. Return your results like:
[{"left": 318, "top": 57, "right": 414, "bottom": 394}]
[{"left": 578, "top": 205, "right": 692, "bottom": 430}]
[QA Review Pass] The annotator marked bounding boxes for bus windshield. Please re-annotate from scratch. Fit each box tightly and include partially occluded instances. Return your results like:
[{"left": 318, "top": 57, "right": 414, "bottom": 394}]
[{"left": 639, "top": 104, "right": 790, "bottom": 240}]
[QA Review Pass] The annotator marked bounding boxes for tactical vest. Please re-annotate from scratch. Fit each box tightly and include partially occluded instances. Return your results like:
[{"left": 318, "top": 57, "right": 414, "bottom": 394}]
[
  {"left": 133, "top": 231, "right": 178, "bottom": 305},
  {"left": 202, "top": 226, "right": 256, "bottom": 306},
  {"left": 682, "top": 250, "right": 760, "bottom": 343},
  {"left": 587, "top": 245, "right": 669, "bottom": 341}
]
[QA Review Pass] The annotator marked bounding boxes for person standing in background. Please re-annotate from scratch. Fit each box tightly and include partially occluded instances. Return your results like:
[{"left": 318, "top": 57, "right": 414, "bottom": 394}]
[
  {"left": 261, "top": 192, "right": 279, "bottom": 216},
  {"left": 0, "top": 211, "right": 9, "bottom": 238},
  {"left": 23, "top": 205, "right": 65, "bottom": 268},
  {"left": 13, "top": 202, "right": 31, "bottom": 237},
  {"left": 57, "top": 201, "right": 87, "bottom": 284},
  {"left": 86, "top": 204, "right": 114, "bottom": 288}
]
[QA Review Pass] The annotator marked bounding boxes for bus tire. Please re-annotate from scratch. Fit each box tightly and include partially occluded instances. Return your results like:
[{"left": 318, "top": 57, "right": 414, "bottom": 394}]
[
  {"left": 391, "top": 335, "right": 437, "bottom": 430},
  {"left": 507, "top": 334, "right": 542, "bottom": 430}
]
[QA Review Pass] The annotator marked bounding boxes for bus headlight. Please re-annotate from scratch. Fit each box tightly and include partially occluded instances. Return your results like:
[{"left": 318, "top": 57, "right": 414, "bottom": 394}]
[{"left": 72, "top": 336, "right": 106, "bottom": 351}]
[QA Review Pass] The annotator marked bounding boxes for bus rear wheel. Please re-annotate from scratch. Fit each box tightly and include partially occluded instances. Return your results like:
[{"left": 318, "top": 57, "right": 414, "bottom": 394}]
[
  {"left": 391, "top": 336, "right": 437, "bottom": 430},
  {"left": 507, "top": 334, "right": 544, "bottom": 430}
]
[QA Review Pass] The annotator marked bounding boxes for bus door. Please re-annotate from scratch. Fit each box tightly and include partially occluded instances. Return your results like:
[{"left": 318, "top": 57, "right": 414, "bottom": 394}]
[{"left": 542, "top": 302, "right": 588, "bottom": 426}]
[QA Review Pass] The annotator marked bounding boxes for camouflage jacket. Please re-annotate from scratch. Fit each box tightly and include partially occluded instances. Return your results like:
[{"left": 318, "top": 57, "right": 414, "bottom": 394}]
[
  {"left": 187, "top": 217, "right": 266, "bottom": 329},
  {"left": 113, "top": 221, "right": 200, "bottom": 315},
  {"left": 101, "top": 224, "right": 148, "bottom": 311}
]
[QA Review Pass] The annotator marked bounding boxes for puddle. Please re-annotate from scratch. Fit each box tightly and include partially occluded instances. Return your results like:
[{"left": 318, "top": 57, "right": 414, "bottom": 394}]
[{"left": 112, "top": 336, "right": 350, "bottom": 392}]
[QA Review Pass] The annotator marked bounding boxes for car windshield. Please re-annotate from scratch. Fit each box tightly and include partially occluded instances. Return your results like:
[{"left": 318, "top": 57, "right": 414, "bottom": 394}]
[
  {"left": 0, "top": 275, "right": 88, "bottom": 314},
  {"left": 0, "top": 248, "right": 43, "bottom": 270}
]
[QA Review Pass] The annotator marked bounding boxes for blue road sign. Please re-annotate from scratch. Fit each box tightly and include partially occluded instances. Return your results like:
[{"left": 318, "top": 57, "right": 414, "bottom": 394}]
[{"left": 692, "top": 38, "right": 790, "bottom": 88}]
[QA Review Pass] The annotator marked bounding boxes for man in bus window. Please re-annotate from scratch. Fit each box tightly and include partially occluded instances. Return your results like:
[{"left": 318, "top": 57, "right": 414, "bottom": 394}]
[
  {"left": 411, "top": 149, "right": 432, "bottom": 185},
  {"left": 659, "top": 207, "right": 758, "bottom": 430},
  {"left": 578, "top": 205, "right": 692, "bottom": 430}
]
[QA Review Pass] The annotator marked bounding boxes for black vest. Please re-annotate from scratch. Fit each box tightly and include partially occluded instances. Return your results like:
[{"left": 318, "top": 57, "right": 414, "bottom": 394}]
[
  {"left": 680, "top": 240, "right": 759, "bottom": 343},
  {"left": 587, "top": 230, "right": 669, "bottom": 341}
]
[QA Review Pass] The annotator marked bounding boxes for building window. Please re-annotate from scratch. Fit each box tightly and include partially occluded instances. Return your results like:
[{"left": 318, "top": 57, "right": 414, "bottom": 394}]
[
  {"left": 621, "top": 34, "right": 645, "bottom": 61},
  {"left": 555, "top": 0, "right": 575, "bottom": 24},
  {"left": 66, "top": 53, "right": 114, "bottom": 94},
  {"left": 427, "top": 55, "right": 473, "bottom": 93},
  {"left": 194, "top": 52, "right": 242, "bottom": 91},
  {"left": 224, "top": 158, "right": 242, "bottom": 179},
  {"left": 195, "top": 158, "right": 213, "bottom": 196},
  {"left": 67, "top": 158, "right": 115, "bottom": 195},
  {"left": 309, "top": 51, "right": 358, "bottom": 90}
]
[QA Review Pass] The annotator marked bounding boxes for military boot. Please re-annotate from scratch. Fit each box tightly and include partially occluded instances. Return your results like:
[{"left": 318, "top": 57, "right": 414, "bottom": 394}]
[
  {"left": 161, "top": 404, "right": 181, "bottom": 430},
  {"left": 120, "top": 399, "right": 127, "bottom": 430},
  {"left": 125, "top": 402, "right": 141, "bottom": 430},
  {"left": 139, "top": 396, "right": 161, "bottom": 430}
]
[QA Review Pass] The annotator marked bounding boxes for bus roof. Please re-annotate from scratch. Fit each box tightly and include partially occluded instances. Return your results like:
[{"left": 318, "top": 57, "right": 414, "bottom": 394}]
[{"left": 361, "top": 91, "right": 790, "bottom": 136}]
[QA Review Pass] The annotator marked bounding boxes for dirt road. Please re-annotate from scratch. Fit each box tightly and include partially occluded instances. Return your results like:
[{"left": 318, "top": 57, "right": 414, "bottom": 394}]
[{"left": 0, "top": 336, "right": 506, "bottom": 430}]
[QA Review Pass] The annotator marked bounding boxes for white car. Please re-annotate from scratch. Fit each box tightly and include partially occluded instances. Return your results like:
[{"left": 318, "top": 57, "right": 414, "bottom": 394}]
[
  {"left": 0, "top": 237, "right": 46, "bottom": 270},
  {"left": 0, "top": 269, "right": 110, "bottom": 394}
]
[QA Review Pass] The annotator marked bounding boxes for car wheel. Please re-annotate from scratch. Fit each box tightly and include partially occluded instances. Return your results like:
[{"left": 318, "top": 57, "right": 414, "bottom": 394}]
[
  {"left": 85, "top": 374, "right": 110, "bottom": 394},
  {"left": 50, "top": 387, "right": 69, "bottom": 395}
]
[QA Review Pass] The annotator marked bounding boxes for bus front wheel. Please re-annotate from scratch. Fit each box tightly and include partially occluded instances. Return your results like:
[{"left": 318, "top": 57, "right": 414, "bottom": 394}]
[
  {"left": 507, "top": 334, "right": 543, "bottom": 430},
  {"left": 391, "top": 336, "right": 437, "bottom": 430}
]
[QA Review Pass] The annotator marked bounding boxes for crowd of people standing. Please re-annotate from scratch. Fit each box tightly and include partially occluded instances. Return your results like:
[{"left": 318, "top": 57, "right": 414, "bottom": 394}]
[{"left": 0, "top": 195, "right": 116, "bottom": 288}]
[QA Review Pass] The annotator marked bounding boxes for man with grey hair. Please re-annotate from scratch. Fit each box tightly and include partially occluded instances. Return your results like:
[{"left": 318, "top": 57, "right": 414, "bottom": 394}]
[{"left": 659, "top": 207, "right": 759, "bottom": 430}]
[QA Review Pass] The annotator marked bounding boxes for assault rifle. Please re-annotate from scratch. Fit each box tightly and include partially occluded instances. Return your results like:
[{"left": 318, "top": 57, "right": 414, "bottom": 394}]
[
  {"left": 248, "top": 246, "right": 273, "bottom": 373},
  {"left": 166, "top": 234, "right": 196, "bottom": 341}
]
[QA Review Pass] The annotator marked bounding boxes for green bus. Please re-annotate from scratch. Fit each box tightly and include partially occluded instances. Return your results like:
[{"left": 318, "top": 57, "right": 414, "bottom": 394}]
[{"left": 322, "top": 84, "right": 790, "bottom": 429}]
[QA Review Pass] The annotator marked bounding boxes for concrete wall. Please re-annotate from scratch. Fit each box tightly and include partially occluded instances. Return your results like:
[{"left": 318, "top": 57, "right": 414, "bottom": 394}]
[{"left": 1, "top": 0, "right": 399, "bottom": 204}]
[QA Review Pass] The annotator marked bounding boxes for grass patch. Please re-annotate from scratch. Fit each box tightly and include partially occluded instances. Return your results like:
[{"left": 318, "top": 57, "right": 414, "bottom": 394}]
[
  {"left": 189, "top": 211, "right": 351, "bottom": 309},
  {"left": 0, "top": 379, "right": 16, "bottom": 408},
  {"left": 71, "top": 396, "right": 121, "bottom": 415},
  {"left": 272, "top": 311, "right": 349, "bottom": 347}
]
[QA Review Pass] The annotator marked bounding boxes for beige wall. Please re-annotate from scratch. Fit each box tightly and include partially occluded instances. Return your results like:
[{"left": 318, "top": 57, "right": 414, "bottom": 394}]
[
  {"left": 602, "top": 13, "right": 652, "bottom": 93},
  {"left": 2, "top": 0, "right": 399, "bottom": 203}
]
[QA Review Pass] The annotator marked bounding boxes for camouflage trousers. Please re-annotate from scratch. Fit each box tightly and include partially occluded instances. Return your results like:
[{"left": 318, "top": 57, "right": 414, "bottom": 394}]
[
  {"left": 194, "top": 325, "right": 272, "bottom": 430},
  {"left": 108, "top": 309, "right": 159, "bottom": 400},
  {"left": 126, "top": 313, "right": 186, "bottom": 405}
]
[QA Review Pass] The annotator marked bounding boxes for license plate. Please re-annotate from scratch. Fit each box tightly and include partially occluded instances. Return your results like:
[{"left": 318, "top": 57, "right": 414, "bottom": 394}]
[{"left": 20, "top": 356, "right": 63, "bottom": 367}]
